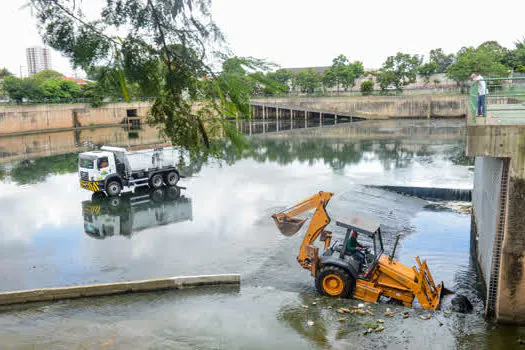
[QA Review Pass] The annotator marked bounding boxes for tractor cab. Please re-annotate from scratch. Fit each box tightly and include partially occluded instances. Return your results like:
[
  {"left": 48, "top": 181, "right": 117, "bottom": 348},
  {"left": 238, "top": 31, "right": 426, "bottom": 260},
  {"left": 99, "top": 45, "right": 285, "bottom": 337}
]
[{"left": 322, "top": 216, "right": 384, "bottom": 277}]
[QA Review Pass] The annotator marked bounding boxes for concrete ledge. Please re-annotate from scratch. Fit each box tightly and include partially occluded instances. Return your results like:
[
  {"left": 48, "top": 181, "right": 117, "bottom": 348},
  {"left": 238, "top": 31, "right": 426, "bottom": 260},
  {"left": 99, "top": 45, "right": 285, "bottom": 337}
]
[{"left": 0, "top": 274, "right": 240, "bottom": 306}]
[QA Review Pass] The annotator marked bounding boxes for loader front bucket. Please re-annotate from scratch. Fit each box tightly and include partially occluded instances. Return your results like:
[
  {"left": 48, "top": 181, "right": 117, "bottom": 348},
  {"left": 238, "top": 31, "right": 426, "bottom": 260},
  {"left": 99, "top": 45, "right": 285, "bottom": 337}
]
[
  {"left": 414, "top": 256, "right": 452, "bottom": 310},
  {"left": 272, "top": 216, "right": 307, "bottom": 236}
]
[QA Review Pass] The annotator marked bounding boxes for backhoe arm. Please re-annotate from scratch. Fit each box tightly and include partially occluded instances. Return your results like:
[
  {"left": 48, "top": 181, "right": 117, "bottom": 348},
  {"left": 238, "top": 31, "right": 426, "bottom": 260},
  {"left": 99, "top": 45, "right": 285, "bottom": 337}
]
[{"left": 272, "top": 192, "right": 334, "bottom": 274}]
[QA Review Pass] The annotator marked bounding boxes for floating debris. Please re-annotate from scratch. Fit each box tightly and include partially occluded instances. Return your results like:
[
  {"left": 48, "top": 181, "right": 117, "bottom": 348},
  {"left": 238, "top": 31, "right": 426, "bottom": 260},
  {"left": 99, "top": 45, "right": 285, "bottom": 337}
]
[
  {"left": 375, "top": 326, "right": 385, "bottom": 332},
  {"left": 340, "top": 308, "right": 351, "bottom": 313},
  {"left": 377, "top": 319, "right": 385, "bottom": 323},
  {"left": 366, "top": 310, "right": 375, "bottom": 316},
  {"left": 352, "top": 309, "right": 367, "bottom": 315},
  {"left": 420, "top": 314, "right": 432, "bottom": 320},
  {"left": 403, "top": 314, "right": 409, "bottom": 319},
  {"left": 307, "top": 320, "right": 314, "bottom": 327},
  {"left": 338, "top": 317, "right": 346, "bottom": 322},
  {"left": 338, "top": 309, "right": 346, "bottom": 314},
  {"left": 327, "top": 306, "right": 332, "bottom": 309},
  {"left": 444, "top": 310, "right": 452, "bottom": 315},
  {"left": 517, "top": 338, "right": 525, "bottom": 345},
  {"left": 384, "top": 311, "right": 395, "bottom": 317},
  {"left": 301, "top": 305, "right": 308, "bottom": 309},
  {"left": 312, "top": 302, "right": 317, "bottom": 306},
  {"left": 358, "top": 303, "right": 365, "bottom": 308}
]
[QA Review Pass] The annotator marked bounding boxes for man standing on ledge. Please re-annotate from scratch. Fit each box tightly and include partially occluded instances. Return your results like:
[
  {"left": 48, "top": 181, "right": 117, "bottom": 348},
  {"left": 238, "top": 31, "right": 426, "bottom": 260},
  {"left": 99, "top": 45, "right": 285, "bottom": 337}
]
[{"left": 471, "top": 72, "right": 487, "bottom": 117}]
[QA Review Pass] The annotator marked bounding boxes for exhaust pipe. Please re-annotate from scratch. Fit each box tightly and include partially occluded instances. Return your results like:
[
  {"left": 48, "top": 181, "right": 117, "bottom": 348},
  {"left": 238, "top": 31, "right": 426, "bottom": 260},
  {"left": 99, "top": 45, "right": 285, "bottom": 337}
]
[{"left": 389, "top": 232, "right": 404, "bottom": 263}]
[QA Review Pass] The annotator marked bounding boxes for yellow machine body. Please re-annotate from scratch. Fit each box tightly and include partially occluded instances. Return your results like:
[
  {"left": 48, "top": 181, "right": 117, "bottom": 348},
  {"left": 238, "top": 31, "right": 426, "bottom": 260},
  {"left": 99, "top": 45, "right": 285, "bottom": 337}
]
[{"left": 272, "top": 191, "right": 446, "bottom": 310}]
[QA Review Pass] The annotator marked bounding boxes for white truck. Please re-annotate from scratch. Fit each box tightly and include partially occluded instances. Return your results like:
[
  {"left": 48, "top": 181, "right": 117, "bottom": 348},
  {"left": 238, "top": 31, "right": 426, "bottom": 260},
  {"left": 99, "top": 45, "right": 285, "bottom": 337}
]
[{"left": 78, "top": 145, "right": 181, "bottom": 196}]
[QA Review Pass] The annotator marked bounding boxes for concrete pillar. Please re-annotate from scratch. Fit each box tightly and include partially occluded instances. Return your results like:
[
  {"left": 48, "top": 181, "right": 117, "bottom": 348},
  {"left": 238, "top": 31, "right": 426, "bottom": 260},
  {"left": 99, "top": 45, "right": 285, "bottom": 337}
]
[
  {"left": 276, "top": 108, "right": 279, "bottom": 132},
  {"left": 305, "top": 111, "right": 308, "bottom": 128},
  {"left": 290, "top": 109, "right": 293, "bottom": 129},
  {"left": 335, "top": 114, "right": 338, "bottom": 125},
  {"left": 249, "top": 120, "right": 252, "bottom": 136},
  {"left": 320, "top": 112, "right": 323, "bottom": 127}
]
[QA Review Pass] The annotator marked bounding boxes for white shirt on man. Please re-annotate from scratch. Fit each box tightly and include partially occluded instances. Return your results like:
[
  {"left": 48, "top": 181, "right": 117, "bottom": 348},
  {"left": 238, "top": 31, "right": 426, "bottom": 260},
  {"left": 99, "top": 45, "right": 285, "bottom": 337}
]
[{"left": 474, "top": 75, "right": 487, "bottom": 96}]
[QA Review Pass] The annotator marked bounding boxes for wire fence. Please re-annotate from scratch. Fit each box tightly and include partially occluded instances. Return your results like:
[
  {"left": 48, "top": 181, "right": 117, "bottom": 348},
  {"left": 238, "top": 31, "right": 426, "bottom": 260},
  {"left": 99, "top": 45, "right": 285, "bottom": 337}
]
[
  {"left": 470, "top": 77, "right": 525, "bottom": 123},
  {"left": 0, "top": 96, "right": 156, "bottom": 106}
]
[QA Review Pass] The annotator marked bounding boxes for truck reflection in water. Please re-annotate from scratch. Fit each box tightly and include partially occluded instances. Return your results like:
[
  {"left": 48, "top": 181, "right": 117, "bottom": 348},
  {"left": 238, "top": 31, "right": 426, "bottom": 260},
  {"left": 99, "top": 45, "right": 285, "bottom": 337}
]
[{"left": 82, "top": 186, "right": 192, "bottom": 239}]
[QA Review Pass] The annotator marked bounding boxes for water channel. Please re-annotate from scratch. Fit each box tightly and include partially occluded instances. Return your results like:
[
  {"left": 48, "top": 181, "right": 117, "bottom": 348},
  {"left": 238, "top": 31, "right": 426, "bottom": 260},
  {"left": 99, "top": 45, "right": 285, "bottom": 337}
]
[{"left": 0, "top": 119, "right": 524, "bottom": 349}]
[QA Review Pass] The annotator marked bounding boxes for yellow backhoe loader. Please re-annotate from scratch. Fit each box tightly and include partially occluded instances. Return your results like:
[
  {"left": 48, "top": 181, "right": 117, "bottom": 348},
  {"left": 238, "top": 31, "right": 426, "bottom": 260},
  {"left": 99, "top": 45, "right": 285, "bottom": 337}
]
[{"left": 272, "top": 191, "right": 450, "bottom": 310}]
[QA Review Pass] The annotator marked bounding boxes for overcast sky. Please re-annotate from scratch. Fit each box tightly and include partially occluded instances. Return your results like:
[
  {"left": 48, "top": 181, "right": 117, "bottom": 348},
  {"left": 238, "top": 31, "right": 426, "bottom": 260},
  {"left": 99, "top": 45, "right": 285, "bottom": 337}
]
[{"left": 1, "top": 0, "right": 525, "bottom": 77}]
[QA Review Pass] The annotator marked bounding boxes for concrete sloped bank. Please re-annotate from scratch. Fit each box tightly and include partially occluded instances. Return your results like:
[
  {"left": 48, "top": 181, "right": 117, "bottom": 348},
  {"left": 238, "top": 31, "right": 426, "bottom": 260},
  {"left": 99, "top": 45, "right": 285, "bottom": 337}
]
[{"left": 0, "top": 274, "right": 240, "bottom": 306}]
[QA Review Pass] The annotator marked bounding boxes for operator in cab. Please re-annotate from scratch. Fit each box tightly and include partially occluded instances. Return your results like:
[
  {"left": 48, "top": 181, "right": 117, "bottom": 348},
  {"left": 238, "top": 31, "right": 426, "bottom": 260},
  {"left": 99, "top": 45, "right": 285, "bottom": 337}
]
[{"left": 347, "top": 230, "right": 365, "bottom": 265}]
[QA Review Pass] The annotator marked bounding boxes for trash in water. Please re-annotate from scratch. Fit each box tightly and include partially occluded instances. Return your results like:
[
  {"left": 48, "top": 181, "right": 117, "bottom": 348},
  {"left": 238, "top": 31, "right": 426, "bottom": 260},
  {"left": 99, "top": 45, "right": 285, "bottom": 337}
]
[
  {"left": 384, "top": 311, "right": 395, "bottom": 317},
  {"left": 377, "top": 319, "right": 385, "bottom": 323},
  {"left": 307, "top": 320, "right": 314, "bottom": 327},
  {"left": 358, "top": 303, "right": 365, "bottom": 308},
  {"left": 375, "top": 326, "right": 385, "bottom": 332},
  {"left": 420, "top": 314, "right": 432, "bottom": 320}
]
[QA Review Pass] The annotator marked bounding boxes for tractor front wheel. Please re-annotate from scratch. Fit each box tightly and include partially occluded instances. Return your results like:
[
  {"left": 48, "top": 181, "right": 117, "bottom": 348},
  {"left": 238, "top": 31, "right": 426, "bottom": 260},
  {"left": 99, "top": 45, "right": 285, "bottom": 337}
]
[{"left": 315, "top": 266, "right": 354, "bottom": 298}]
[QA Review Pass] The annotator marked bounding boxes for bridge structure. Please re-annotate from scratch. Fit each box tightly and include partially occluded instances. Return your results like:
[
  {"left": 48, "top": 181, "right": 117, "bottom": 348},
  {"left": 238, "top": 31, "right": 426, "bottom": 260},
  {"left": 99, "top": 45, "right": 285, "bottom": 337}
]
[
  {"left": 466, "top": 77, "right": 525, "bottom": 324},
  {"left": 241, "top": 102, "right": 364, "bottom": 135}
]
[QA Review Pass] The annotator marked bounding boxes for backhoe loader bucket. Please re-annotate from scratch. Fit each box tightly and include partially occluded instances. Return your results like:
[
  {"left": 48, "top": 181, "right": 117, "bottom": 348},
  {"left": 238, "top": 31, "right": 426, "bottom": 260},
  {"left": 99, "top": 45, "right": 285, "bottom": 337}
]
[
  {"left": 272, "top": 216, "right": 308, "bottom": 236},
  {"left": 413, "top": 256, "right": 451, "bottom": 310}
]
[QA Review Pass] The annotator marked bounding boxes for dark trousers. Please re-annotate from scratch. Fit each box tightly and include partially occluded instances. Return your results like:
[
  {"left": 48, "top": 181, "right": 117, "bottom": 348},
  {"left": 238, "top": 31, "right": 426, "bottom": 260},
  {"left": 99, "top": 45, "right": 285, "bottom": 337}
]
[
  {"left": 353, "top": 251, "right": 365, "bottom": 265},
  {"left": 477, "top": 94, "right": 486, "bottom": 116}
]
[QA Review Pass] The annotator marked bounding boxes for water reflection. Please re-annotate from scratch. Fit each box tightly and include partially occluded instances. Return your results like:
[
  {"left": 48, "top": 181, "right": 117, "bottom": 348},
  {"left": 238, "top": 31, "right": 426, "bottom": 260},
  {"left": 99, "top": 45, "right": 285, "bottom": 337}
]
[
  {"left": 83, "top": 186, "right": 192, "bottom": 239},
  {"left": 2, "top": 138, "right": 470, "bottom": 187}
]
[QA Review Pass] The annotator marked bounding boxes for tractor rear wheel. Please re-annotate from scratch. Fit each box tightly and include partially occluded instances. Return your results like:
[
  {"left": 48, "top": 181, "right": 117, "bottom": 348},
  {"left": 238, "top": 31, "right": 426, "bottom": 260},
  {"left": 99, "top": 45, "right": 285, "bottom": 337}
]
[{"left": 315, "top": 265, "right": 354, "bottom": 298}]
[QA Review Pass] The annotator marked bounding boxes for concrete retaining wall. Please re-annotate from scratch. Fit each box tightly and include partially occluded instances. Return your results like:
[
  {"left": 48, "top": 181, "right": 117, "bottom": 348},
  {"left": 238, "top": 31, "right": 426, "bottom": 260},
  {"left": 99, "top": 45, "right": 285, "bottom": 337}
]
[
  {"left": 467, "top": 123, "right": 525, "bottom": 324},
  {"left": 472, "top": 157, "right": 503, "bottom": 290},
  {"left": 0, "top": 274, "right": 240, "bottom": 306},
  {"left": 252, "top": 95, "right": 468, "bottom": 119},
  {"left": 0, "top": 126, "right": 165, "bottom": 164},
  {"left": 0, "top": 102, "right": 152, "bottom": 135}
]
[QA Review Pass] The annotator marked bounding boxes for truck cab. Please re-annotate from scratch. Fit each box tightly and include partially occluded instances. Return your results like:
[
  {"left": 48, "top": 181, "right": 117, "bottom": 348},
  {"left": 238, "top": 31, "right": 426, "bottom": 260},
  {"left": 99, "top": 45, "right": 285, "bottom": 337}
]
[{"left": 78, "top": 151, "right": 117, "bottom": 192}]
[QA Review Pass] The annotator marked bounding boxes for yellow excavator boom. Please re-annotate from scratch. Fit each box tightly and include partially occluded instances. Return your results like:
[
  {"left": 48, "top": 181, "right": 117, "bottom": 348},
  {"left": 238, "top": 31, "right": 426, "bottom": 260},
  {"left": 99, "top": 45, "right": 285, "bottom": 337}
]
[{"left": 272, "top": 191, "right": 334, "bottom": 272}]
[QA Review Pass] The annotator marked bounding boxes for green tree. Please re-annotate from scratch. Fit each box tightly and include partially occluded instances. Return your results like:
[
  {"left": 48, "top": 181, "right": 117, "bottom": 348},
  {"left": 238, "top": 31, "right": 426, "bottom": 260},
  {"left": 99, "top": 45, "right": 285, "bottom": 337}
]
[
  {"left": 2, "top": 76, "right": 41, "bottom": 102},
  {"left": 360, "top": 80, "right": 374, "bottom": 96},
  {"left": 0, "top": 67, "right": 13, "bottom": 79},
  {"left": 39, "top": 78, "right": 81, "bottom": 99},
  {"left": 378, "top": 53, "right": 422, "bottom": 90},
  {"left": 33, "top": 69, "right": 64, "bottom": 83},
  {"left": 29, "top": 0, "right": 274, "bottom": 155},
  {"left": 258, "top": 69, "right": 292, "bottom": 96},
  {"left": 294, "top": 69, "right": 321, "bottom": 94},
  {"left": 446, "top": 42, "right": 510, "bottom": 86},
  {"left": 429, "top": 49, "right": 455, "bottom": 73},
  {"left": 418, "top": 61, "right": 439, "bottom": 84},
  {"left": 323, "top": 55, "right": 364, "bottom": 92},
  {"left": 502, "top": 38, "right": 525, "bottom": 71}
]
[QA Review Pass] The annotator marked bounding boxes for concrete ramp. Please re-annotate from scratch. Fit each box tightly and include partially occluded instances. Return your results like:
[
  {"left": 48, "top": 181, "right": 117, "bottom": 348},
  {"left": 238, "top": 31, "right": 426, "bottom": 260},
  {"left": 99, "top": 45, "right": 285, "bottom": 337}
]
[{"left": 0, "top": 274, "right": 240, "bottom": 306}]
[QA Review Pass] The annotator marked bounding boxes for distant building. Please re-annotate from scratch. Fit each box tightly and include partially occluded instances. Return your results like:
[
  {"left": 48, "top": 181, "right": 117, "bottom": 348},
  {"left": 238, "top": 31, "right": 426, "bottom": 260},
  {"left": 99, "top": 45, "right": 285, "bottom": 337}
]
[
  {"left": 26, "top": 47, "right": 52, "bottom": 76},
  {"left": 61, "top": 76, "right": 89, "bottom": 86}
]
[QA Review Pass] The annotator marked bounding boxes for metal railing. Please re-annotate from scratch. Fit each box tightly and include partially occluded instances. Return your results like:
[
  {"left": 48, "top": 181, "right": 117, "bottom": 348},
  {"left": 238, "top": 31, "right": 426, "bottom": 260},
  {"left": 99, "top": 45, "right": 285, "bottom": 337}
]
[{"left": 470, "top": 76, "right": 525, "bottom": 123}]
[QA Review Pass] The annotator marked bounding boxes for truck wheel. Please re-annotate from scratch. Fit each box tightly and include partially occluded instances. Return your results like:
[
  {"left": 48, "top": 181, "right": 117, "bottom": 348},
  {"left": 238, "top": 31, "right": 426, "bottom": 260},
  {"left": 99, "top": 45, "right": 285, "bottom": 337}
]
[
  {"left": 106, "top": 181, "right": 122, "bottom": 197},
  {"left": 150, "top": 174, "right": 164, "bottom": 189},
  {"left": 165, "top": 171, "right": 179, "bottom": 186},
  {"left": 315, "top": 265, "right": 354, "bottom": 298},
  {"left": 92, "top": 191, "right": 107, "bottom": 202}
]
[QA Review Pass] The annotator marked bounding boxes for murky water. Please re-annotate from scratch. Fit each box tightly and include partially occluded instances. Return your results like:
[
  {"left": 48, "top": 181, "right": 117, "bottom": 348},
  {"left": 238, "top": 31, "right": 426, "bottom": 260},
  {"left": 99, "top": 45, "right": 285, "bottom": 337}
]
[{"left": 0, "top": 119, "right": 524, "bottom": 349}]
